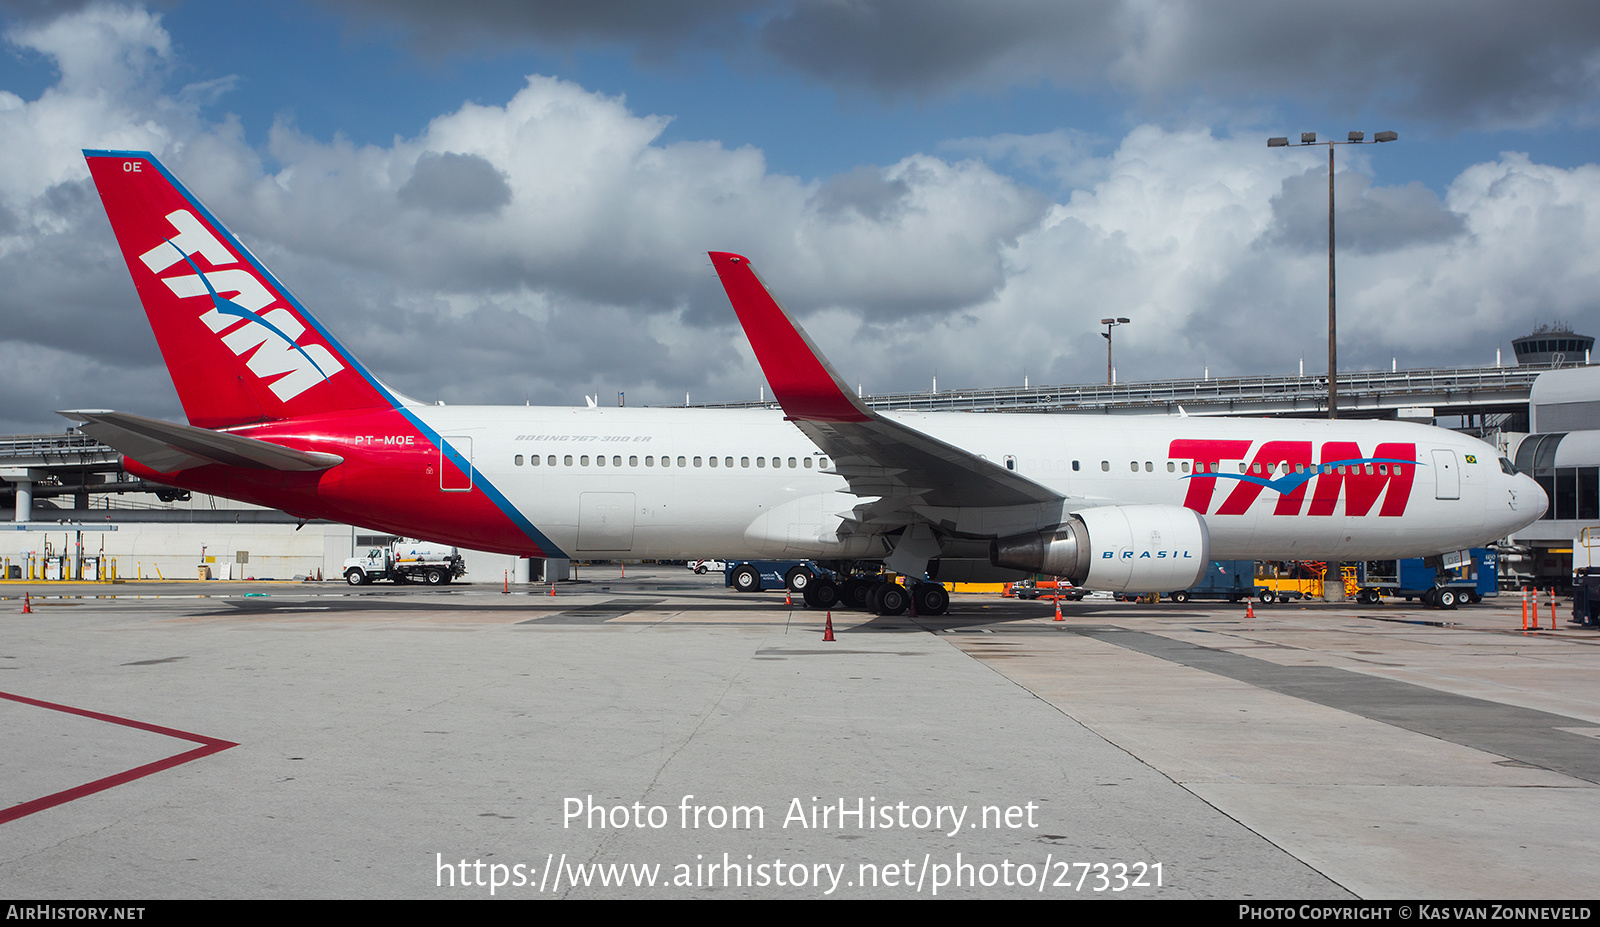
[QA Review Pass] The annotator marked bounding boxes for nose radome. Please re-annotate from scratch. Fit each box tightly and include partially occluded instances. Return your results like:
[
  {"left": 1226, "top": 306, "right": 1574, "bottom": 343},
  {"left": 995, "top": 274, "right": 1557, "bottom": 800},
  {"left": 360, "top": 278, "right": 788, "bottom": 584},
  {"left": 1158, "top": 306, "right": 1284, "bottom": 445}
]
[{"left": 1520, "top": 473, "right": 1548, "bottom": 520}]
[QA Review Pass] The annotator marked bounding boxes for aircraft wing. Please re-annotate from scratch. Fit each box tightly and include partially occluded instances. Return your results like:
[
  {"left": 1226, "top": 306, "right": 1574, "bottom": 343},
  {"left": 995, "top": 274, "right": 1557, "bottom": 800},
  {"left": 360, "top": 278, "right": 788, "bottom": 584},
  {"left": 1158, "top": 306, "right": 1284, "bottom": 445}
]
[
  {"left": 708, "top": 252, "right": 1062, "bottom": 514},
  {"left": 58, "top": 410, "right": 344, "bottom": 473}
]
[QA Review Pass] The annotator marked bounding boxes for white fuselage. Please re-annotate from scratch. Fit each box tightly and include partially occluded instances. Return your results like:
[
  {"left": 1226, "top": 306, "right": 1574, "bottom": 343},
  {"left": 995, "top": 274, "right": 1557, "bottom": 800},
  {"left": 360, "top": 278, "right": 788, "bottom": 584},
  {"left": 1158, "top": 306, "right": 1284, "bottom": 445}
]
[{"left": 407, "top": 405, "right": 1544, "bottom": 563}]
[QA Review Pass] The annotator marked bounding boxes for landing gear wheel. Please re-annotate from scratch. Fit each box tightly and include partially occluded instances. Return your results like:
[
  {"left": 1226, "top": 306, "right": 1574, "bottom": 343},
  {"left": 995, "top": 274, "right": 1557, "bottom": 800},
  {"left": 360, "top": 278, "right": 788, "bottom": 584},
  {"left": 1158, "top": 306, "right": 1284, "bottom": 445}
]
[
  {"left": 1171, "top": 590, "right": 1190, "bottom": 603},
  {"left": 732, "top": 565, "right": 761, "bottom": 593},
  {"left": 345, "top": 568, "right": 367, "bottom": 586},
  {"left": 839, "top": 578, "right": 873, "bottom": 610},
  {"left": 785, "top": 566, "right": 812, "bottom": 593},
  {"left": 803, "top": 579, "right": 840, "bottom": 609},
  {"left": 912, "top": 583, "right": 949, "bottom": 617},
  {"left": 870, "top": 582, "right": 909, "bottom": 616}
]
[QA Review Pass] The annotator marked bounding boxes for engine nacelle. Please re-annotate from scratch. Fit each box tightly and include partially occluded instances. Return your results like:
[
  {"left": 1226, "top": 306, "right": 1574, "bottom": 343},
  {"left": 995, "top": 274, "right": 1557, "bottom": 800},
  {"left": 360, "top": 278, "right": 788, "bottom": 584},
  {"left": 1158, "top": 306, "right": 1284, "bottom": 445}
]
[{"left": 990, "top": 504, "right": 1210, "bottom": 593}]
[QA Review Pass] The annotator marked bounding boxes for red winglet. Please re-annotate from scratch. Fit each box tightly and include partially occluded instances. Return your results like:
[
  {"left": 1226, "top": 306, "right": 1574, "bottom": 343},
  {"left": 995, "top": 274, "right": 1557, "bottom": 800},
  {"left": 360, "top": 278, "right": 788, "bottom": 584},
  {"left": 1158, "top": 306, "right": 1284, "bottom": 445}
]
[{"left": 709, "top": 252, "right": 871, "bottom": 423}]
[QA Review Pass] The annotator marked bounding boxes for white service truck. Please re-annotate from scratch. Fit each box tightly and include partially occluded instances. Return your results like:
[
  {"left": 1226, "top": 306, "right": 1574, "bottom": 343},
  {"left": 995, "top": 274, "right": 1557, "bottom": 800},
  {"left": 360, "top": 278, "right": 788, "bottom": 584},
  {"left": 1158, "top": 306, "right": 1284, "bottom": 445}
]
[{"left": 344, "top": 539, "right": 467, "bottom": 586}]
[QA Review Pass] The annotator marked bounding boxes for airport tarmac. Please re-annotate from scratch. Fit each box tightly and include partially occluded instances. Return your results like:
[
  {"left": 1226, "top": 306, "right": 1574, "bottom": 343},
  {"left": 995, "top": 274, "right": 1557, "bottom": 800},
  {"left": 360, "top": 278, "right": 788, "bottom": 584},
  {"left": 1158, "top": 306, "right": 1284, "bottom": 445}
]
[{"left": 1, "top": 567, "right": 1596, "bottom": 899}]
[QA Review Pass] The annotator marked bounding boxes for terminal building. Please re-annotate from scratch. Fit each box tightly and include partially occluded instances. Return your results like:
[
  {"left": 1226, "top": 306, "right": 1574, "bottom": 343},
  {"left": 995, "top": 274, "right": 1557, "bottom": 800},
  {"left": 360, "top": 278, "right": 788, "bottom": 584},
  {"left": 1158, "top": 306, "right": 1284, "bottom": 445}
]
[{"left": 3, "top": 333, "right": 1597, "bottom": 589}]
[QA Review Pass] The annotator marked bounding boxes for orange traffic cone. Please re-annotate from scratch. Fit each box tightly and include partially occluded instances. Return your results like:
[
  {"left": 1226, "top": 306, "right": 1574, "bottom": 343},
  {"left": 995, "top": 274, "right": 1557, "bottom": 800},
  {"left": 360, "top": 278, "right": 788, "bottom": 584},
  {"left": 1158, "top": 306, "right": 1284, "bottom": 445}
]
[
  {"left": 823, "top": 612, "right": 835, "bottom": 641},
  {"left": 503, "top": 571, "right": 509, "bottom": 594},
  {"left": 1245, "top": 601, "right": 1255, "bottom": 619},
  {"left": 21, "top": 592, "right": 31, "bottom": 614},
  {"left": 786, "top": 588, "right": 793, "bottom": 606},
  {"left": 1521, "top": 587, "right": 1529, "bottom": 630},
  {"left": 1053, "top": 596, "right": 1063, "bottom": 621},
  {"left": 548, "top": 582, "right": 556, "bottom": 597}
]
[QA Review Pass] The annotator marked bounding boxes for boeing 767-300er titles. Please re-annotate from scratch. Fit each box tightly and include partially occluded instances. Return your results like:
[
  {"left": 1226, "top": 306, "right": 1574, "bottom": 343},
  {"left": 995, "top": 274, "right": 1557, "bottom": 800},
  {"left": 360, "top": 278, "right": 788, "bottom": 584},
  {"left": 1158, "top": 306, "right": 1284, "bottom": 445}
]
[{"left": 73, "top": 150, "right": 1544, "bottom": 615}]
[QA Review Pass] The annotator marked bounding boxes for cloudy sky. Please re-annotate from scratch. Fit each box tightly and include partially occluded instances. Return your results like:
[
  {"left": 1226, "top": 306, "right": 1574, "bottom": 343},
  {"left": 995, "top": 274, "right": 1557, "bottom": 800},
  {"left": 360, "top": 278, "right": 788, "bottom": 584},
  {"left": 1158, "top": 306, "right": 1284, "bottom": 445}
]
[{"left": 1, "top": 0, "right": 1598, "bottom": 433}]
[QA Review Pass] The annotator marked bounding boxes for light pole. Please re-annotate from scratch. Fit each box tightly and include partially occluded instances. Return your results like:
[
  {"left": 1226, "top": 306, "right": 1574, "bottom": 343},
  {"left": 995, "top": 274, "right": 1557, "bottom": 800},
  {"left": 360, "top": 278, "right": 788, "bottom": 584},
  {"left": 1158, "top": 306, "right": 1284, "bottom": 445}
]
[
  {"left": 1268, "top": 130, "right": 1397, "bottom": 419},
  {"left": 1101, "top": 317, "right": 1130, "bottom": 386}
]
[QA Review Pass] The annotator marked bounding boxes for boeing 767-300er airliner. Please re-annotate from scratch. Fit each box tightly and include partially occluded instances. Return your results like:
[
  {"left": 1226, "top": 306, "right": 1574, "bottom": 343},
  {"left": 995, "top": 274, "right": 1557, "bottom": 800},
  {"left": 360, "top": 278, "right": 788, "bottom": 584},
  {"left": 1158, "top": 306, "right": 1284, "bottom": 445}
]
[{"left": 72, "top": 150, "right": 1545, "bottom": 616}]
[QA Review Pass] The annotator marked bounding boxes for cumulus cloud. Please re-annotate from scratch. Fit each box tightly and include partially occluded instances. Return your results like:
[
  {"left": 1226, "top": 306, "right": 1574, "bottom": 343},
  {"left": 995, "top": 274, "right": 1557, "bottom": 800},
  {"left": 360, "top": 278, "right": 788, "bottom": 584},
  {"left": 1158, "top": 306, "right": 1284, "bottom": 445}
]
[
  {"left": 0, "top": 3, "right": 1046, "bottom": 429},
  {"left": 397, "top": 151, "right": 513, "bottom": 216},
  {"left": 966, "top": 129, "right": 1600, "bottom": 384},
  {"left": 1269, "top": 171, "right": 1466, "bottom": 255}
]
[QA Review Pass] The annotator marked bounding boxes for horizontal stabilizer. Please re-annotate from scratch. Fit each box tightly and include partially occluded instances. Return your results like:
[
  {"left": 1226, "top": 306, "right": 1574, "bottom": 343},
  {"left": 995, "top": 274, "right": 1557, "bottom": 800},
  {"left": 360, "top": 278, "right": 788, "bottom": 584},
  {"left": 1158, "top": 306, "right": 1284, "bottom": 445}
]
[{"left": 58, "top": 410, "right": 343, "bottom": 473}]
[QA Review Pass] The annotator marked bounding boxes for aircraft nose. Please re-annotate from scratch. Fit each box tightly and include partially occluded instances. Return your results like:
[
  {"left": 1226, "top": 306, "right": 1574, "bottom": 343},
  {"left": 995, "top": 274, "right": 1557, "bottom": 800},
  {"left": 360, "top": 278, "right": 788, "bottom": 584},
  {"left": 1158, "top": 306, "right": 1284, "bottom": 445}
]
[{"left": 1518, "top": 472, "right": 1548, "bottom": 521}]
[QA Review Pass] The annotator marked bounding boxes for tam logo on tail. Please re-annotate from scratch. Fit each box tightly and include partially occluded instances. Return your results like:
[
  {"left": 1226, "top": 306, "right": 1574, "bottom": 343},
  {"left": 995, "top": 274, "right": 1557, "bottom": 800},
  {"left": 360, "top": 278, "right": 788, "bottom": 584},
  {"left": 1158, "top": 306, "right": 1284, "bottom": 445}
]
[{"left": 140, "top": 209, "right": 344, "bottom": 402}]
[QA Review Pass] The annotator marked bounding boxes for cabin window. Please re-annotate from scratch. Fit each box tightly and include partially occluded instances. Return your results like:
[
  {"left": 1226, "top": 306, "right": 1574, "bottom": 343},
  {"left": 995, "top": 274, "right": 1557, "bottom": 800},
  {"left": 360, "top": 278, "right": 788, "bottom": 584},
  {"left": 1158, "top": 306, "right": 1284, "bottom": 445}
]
[
  {"left": 726, "top": 457, "right": 734, "bottom": 468},
  {"left": 677, "top": 456, "right": 686, "bottom": 467},
  {"left": 564, "top": 455, "right": 573, "bottom": 466},
  {"left": 645, "top": 456, "right": 654, "bottom": 467},
  {"left": 709, "top": 456, "right": 718, "bottom": 468},
  {"left": 1167, "top": 461, "right": 1175, "bottom": 472},
  {"left": 1072, "top": 460, "right": 1081, "bottom": 471},
  {"left": 514, "top": 455, "right": 523, "bottom": 466},
  {"left": 694, "top": 456, "right": 703, "bottom": 467},
  {"left": 742, "top": 457, "right": 750, "bottom": 468},
  {"left": 1145, "top": 461, "right": 1153, "bottom": 472},
  {"left": 629, "top": 456, "right": 638, "bottom": 466},
  {"left": 613, "top": 456, "right": 622, "bottom": 467},
  {"left": 581, "top": 455, "right": 590, "bottom": 466},
  {"left": 820, "top": 457, "right": 829, "bottom": 468},
  {"left": 788, "top": 457, "right": 797, "bottom": 468},
  {"left": 757, "top": 457, "right": 766, "bottom": 467},
  {"left": 802, "top": 458, "right": 811, "bottom": 469}
]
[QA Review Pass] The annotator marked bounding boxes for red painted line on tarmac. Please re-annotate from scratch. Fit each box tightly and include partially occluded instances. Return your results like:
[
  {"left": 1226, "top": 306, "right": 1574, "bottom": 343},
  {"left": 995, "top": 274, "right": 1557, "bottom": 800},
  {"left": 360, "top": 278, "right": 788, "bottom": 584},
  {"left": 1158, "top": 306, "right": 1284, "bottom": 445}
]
[{"left": 0, "top": 689, "right": 236, "bottom": 825}]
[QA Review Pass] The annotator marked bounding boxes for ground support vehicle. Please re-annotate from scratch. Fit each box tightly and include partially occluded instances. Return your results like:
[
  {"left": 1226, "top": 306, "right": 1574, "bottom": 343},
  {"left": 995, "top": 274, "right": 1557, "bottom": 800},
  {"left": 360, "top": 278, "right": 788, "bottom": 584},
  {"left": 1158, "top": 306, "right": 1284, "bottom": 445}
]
[
  {"left": 1009, "top": 578, "right": 1087, "bottom": 601},
  {"left": 1256, "top": 561, "right": 1360, "bottom": 603},
  {"left": 344, "top": 540, "right": 466, "bottom": 586},
  {"left": 687, "top": 559, "right": 726, "bottom": 574},
  {"left": 1352, "top": 549, "right": 1496, "bottom": 609},
  {"left": 1573, "top": 569, "right": 1600, "bottom": 626},
  {"left": 725, "top": 559, "right": 827, "bottom": 595},
  {"left": 1167, "top": 560, "right": 1267, "bottom": 604}
]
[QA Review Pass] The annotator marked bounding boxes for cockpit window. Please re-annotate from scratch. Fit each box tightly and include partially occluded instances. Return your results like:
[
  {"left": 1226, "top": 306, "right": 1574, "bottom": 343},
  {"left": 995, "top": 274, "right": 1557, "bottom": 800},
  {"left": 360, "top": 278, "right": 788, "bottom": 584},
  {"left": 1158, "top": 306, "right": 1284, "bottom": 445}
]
[{"left": 1499, "top": 457, "right": 1518, "bottom": 475}]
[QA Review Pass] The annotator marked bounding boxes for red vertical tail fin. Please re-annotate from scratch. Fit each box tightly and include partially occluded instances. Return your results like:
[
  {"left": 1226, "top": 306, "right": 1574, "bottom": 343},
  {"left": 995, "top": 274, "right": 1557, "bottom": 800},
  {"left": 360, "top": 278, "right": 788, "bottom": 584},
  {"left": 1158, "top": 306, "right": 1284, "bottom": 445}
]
[{"left": 85, "top": 150, "right": 395, "bottom": 427}]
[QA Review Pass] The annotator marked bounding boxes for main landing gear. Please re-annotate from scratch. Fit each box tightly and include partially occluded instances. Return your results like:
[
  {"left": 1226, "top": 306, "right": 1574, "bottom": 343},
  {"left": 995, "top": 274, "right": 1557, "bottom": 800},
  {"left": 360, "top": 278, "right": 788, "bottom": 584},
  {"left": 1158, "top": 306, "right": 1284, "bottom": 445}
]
[{"left": 803, "top": 574, "right": 950, "bottom": 616}]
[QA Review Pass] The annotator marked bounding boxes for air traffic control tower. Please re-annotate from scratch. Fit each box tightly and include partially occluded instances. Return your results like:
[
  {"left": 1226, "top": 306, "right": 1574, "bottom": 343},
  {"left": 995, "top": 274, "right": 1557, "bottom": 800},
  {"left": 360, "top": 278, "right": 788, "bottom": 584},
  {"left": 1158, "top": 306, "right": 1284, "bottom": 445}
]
[{"left": 1512, "top": 323, "right": 1593, "bottom": 367}]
